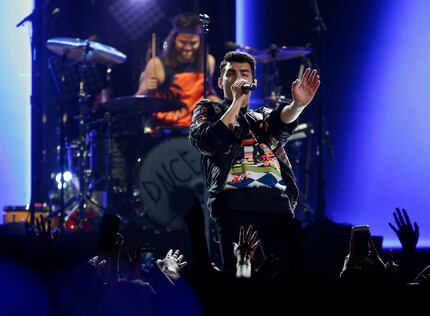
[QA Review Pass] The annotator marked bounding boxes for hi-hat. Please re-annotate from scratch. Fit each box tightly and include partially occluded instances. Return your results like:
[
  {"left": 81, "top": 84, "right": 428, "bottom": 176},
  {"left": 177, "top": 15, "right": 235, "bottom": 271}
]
[
  {"left": 253, "top": 46, "right": 312, "bottom": 63},
  {"left": 101, "top": 95, "right": 185, "bottom": 115},
  {"left": 46, "top": 37, "right": 127, "bottom": 65}
]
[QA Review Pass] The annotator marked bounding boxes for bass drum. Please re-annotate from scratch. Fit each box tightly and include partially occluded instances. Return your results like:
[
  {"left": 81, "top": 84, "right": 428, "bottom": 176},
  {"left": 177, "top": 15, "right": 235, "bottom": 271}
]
[{"left": 134, "top": 137, "right": 207, "bottom": 231}]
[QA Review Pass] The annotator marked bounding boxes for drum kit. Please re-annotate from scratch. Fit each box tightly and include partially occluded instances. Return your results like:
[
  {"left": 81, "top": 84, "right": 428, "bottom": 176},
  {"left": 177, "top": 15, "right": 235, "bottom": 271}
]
[
  {"left": 46, "top": 36, "right": 315, "bottom": 231},
  {"left": 46, "top": 37, "right": 188, "bottom": 231}
]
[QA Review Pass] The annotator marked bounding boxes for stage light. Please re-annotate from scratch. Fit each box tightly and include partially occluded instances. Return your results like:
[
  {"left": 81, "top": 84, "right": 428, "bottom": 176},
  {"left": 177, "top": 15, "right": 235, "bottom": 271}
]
[
  {"left": 55, "top": 171, "right": 72, "bottom": 183},
  {"left": 57, "top": 182, "right": 67, "bottom": 190}
]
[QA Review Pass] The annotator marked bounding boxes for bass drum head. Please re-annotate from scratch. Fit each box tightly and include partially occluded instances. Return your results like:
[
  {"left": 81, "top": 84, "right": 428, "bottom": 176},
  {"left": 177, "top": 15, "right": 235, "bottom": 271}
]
[{"left": 134, "top": 137, "right": 207, "bottom": 231}]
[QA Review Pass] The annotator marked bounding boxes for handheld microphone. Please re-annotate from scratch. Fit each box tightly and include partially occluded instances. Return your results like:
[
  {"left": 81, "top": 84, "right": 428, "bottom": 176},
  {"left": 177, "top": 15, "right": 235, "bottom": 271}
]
[{"left": 242, "top": 83, "right": 256, "bottom": 91}]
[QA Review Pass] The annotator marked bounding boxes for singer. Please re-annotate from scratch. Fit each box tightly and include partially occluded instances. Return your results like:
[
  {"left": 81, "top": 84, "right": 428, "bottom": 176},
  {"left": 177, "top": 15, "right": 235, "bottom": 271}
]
[{"left": 190, "top": 51, "right": 320, "bottom": 279}]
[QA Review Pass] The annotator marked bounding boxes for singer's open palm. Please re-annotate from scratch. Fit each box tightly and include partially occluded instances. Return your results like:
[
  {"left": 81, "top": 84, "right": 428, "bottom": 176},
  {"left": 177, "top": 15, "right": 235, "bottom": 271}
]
[{"left": 291, "top": 68, "right": 320, "bottom": 107}]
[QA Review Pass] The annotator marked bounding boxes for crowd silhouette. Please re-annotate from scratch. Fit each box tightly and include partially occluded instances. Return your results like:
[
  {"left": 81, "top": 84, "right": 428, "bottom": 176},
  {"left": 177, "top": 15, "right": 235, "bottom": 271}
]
[{"left": 0, "top": 200, "right": 428, "bottom": 315}]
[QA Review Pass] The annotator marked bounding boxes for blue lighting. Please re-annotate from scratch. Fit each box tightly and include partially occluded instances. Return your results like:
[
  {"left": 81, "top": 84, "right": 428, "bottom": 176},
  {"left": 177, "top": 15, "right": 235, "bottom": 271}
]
[
  {"left": 236, "top": 0, "right": 263, "bottom": 106},
  {"left": 0, "top": 2, "right": 32, "bottom": 222},
  {"left": 326, "top": 0, "right": 430, "bottom": 248},
  {"left": 236, "top": 0, "right": 262, "bottom": 51},
  {"left": 235, "top": 0, "right": 247, "bottom": 46}
]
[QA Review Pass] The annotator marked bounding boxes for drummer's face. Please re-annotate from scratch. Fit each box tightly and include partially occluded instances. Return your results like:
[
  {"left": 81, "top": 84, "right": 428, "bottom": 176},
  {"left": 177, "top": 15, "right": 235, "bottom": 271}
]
[{"left": 175, "top": 33, "right": 200, "bottom": 62}]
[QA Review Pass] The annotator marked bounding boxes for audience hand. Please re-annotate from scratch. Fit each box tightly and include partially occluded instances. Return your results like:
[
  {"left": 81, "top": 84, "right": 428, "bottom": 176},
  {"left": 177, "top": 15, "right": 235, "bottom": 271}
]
[
  {"left": 342, "top": 233, "right": 386, "bottom": 273},
  {"left": 388, "top": 208, "right": 419, "bottom": 252},
  {"left": 233, "top": 225, "right": 261, "bottom": 278},
  {"left": 156, "top": 249, "right": 187, "bottom": 280},
  {"left": 25, "top": 215, "right": 59, "bottom": 243},
  {"left": 88, "top": 256, "right": 107, "bottom": 278}
]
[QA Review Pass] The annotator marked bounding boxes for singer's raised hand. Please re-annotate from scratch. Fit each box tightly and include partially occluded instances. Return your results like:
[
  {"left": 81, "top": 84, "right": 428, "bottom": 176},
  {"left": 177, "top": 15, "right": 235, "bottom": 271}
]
[{"left": 291, "top": 68, "right": 320, "bottom": 107}]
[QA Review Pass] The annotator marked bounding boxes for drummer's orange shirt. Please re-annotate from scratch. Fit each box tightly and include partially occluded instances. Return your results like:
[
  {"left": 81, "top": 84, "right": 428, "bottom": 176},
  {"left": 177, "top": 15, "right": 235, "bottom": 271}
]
[{"left": 154, "top": 71, "right": 204, "bottom": 127}]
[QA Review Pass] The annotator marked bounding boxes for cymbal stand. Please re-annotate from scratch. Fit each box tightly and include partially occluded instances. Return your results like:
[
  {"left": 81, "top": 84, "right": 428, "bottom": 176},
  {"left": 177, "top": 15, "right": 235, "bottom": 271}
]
[
  {"left": 74, "top": 42, "right": 97, "bottom": 225},
  {"left": 199, "top": 13, "right": 210, "bottom": 98},
  {"left": 263, "top": 44, "right": 283, "bottom": 107},
  {"left": 269, "top": 44, "right": 282, "bottom": 96},
  {"left": 48, "top": 52, "right": 72, "bottom": 229},
  {"left": 308, "top": 0, "right": 333, "bottom": 221},
  {"left": 82, "top": 65, "right": 114, "bottom": 216}
]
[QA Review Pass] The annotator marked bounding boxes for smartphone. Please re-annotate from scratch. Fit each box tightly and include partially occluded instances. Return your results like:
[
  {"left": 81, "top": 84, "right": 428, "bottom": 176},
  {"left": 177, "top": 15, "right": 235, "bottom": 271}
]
[
  {"left": 351, "top": 225, "right": 370, "bottom": 256},
  {"left": 140, "top": 245, "right": 155, "bottom": 273},
  {"left": 97, "top": 214, "right": 121, "bottom": 251}
]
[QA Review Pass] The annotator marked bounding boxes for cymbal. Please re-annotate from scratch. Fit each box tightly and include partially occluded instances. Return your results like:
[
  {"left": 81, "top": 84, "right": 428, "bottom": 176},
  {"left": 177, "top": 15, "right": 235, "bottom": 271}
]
[
  {"left": 253, "top": 46, "right": 311, "bottom": 63},
  {"left": 264, "top": 95, "right": 292, "bottom": 107},
  {"left": 101, "top": 95, "right": 185, "bottom": 115},
  {"left": 46, "top": 37, "right": 127, "bottom": 65}
]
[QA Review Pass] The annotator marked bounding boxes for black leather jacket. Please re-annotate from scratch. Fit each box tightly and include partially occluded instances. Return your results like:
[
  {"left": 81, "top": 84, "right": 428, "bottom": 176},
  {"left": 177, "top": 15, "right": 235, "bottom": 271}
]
[{"left": 189, "top": 99, "right": 299, "bottom": 215}]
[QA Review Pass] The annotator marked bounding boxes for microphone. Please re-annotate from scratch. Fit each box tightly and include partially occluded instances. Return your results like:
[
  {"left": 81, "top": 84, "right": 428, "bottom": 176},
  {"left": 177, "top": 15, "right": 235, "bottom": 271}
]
[
  {"left": 225, "top": 41, "right": 254, "bottom": 51},
  {"left": 242, "top": 83, "right": 256, "bottom": 91}
]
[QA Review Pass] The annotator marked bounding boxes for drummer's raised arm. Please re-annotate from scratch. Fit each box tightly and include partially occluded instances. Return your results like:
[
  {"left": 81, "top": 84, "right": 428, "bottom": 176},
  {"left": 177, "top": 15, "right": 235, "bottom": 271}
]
[{"left": 136, "top": 56, "right": 165, "bottom": 95}]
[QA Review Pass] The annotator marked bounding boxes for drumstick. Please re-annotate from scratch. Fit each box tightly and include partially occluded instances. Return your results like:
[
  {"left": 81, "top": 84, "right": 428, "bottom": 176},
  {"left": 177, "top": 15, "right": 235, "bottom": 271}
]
[{"left": 151, "top": 33, "right": 156, "bottom": 78}]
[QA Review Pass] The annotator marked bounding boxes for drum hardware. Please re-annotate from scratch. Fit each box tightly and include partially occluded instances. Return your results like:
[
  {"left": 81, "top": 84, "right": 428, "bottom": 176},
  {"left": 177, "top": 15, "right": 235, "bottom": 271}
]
[
  {"left": 253, "top": 44, "right": 312, "bottom": 64},
  {"left": 46, "top": 37, "right": 127, "bottom": 65},
  {"left": 46, "top": 37, "right": 127, "bottom": 230},
  {"left": 264, "top": 94, "right": 293, "bottom": 109},
  {"left": 100, "top": 95, "right": 184, "bottom": 115},
  {"left": 199, "top": 13, "right": 210, "bottom": 98},
  {"left": 96, "top": 95, "right": 189, "bottom": 226},
  {"left": 287, "top": 122, "right": 314, "bottom": 143},
  {"left": 285, "top": 122, "right": 317, "bottom": 224},
  {"left": 133, "top": 137, "right": 208, "bottom": 232},
  {"left": 236, "top": 43, "right": 312, "bottom": 107}
]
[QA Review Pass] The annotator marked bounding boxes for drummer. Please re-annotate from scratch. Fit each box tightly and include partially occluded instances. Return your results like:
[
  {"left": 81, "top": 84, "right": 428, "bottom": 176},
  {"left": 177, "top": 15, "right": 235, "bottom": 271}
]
[{"left": 136, "top": 12, "right": 220, "bottom": 128}]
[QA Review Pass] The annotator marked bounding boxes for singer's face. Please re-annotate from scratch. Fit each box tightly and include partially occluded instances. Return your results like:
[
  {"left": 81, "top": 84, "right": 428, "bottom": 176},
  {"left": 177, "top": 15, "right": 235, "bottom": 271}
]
[
  {"left": 219, "top": 61, "right": 253, "bottom": 105},
  {"left": 175, "top": 33, "right": 200, "bottom": 62}
]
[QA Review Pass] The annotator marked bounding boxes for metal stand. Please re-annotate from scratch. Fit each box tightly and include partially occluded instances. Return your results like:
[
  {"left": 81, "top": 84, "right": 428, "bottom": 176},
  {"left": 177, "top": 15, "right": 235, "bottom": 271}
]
[
  {"left": 308, "top": 0, "right": 334, "bottom": 221},
  {"left": 48, "top": 50, "right": 112, "bottom": 230},
  {"left": 17, "top": 0, "right": 48, "bottom": 227},
  {"left": 199, "top": 13, "right": 210, "bottom": 98}
]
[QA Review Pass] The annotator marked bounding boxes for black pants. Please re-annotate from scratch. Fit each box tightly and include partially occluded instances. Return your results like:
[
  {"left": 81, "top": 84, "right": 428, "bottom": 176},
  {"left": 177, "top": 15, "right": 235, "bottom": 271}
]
[{"left": 215, "top": 211, "right": 306, "bottom": 280}]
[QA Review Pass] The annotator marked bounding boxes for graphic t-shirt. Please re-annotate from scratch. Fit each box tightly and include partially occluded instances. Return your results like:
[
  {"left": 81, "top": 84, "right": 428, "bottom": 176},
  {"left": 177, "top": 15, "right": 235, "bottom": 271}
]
[
  {"left": 223, "top": 132, "right": 286, "bottom": 192},
  {"left": 153, "top": 59, "right": 204, "bottom": 127}
]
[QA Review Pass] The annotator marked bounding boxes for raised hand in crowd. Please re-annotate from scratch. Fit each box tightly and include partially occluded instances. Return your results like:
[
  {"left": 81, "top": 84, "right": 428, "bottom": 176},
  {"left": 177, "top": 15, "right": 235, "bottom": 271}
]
[
  {"left": 26, "top": 214, "right": 59, "bottom": 241},
  {"left": 233, "top": 225, "right": 261, "bottom": 278},
  {"left": 341, "top": 229, "right": 386, "bottom": 275},
  {"left": 389, "top": 208, "right": 419, "bottom": 253},
  {"left": 89, "top": 232, "right": 124, "bottom": 284},
  {"left": 339, "top": 230, "right": 394, "bottom": 292},
  {"left": 156, "top": 249, "right": 187, "bottom": 282},
  {"left": 88, "top": 255, "right": 107, "bottom": 280},
  {"left": 388, "top": 208, "right": 420, "bottom": 284}
]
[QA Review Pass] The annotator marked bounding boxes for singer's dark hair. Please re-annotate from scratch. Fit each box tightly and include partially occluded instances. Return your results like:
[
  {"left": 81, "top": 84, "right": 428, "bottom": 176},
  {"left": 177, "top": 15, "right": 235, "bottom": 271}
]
[
  {"left": 219, "top": 51, "right": 256, "bottom": 80},
  {"left": 161, "top": 13, "right": 203, "bottom": 70}
]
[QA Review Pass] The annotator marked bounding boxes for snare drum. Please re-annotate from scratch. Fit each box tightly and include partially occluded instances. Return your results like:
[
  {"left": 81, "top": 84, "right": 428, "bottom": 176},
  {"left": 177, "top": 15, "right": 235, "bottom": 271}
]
[{"left": 134, "top": 137, "right": 207, "bottom": 231}]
